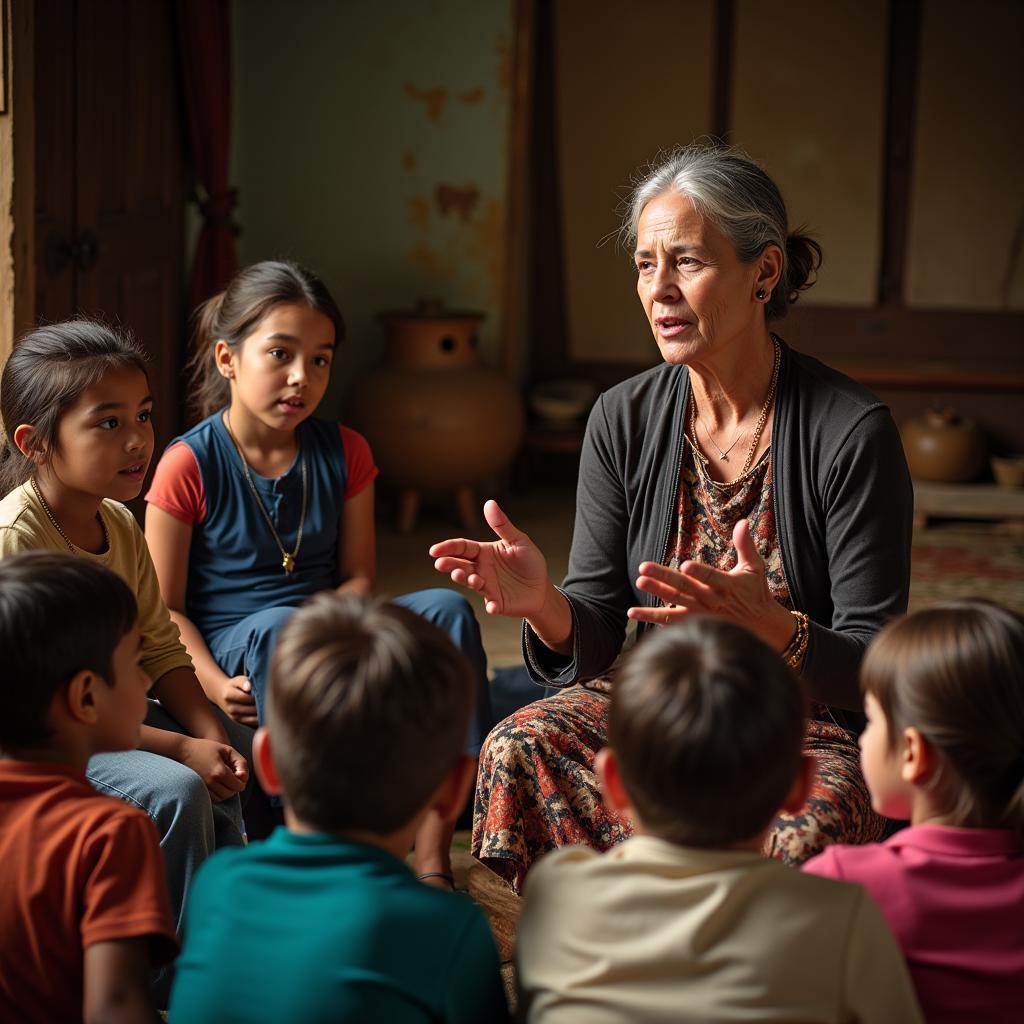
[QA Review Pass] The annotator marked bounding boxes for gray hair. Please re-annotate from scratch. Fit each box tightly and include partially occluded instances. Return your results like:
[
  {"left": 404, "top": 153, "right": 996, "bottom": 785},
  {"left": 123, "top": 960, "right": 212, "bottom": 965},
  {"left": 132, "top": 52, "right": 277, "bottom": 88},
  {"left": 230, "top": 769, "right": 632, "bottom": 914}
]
[{"left": 623, "top": 143, "right": 822, "bottom": 320}]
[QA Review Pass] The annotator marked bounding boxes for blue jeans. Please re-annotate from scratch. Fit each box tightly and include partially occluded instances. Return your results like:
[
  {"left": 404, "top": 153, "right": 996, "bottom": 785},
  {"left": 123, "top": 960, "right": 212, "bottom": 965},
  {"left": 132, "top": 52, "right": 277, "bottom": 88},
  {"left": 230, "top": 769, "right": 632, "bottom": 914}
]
[
  {"left": 206, "top": 588, "right": 493, "bottom": 753},
  {"left": 87, "top": 700, "right": 254, "bottom": 1004}
]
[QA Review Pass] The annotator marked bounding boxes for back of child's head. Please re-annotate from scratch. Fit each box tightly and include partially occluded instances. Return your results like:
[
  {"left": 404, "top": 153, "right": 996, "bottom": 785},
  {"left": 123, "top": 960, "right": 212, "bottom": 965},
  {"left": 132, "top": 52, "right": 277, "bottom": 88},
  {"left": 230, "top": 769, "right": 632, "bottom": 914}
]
[
  {"left": 0, "top": 551, "right": 138, "bottom": 751},
  {"left": 267, "top": 592, "right": 472, "bottom": 835},
  {"left": 0, "top": 319, "right": 148, "bottom": 495},
  {"left": 609, "top": 616, "right": 806, "bottom": 847},
  {"left": 187, "top": 260, "right": 346, "bottom": 422},
  {"left": 861, "top": 600, "right": 1024, "bottom": 835}
]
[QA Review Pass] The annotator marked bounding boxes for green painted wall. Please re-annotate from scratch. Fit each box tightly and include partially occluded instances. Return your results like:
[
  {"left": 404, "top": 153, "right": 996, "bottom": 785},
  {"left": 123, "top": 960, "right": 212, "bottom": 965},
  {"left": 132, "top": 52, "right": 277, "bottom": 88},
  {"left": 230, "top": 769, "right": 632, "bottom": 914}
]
[{"left": 232, "top": 0, "right": 513, "bottom": 417}]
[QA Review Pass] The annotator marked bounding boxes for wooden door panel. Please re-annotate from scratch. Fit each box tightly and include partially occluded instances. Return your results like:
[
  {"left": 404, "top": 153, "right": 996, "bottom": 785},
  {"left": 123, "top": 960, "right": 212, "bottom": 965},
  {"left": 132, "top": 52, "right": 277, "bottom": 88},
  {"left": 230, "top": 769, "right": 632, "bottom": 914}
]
[
  {"left": 33, "top": 0, "right": 76, "bottom": 322},
  {"left": 72, "top": 0, "right": 184, "bottom": 454}
]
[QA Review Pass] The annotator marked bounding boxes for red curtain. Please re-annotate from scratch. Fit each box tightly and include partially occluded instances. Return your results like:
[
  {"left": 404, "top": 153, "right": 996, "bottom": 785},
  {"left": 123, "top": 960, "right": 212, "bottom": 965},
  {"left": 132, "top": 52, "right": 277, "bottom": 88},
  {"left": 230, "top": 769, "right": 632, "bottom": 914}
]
[{"left": 175, "top": 0, "right": 238, "bottom": 310}]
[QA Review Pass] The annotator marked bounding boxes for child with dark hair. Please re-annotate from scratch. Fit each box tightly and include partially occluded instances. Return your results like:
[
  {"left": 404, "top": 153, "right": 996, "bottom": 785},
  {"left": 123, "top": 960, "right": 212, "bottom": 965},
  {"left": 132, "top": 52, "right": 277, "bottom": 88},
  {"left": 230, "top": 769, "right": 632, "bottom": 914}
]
[
  {"left": 804, "top": 600, "right": 1024, "bottom": 1022},
  {"left": 0, "top": 321, "right": 252, "bottom": 1004},
  {"left": 145, "top": 259, "right": 490, "bottom": 877},
  {"left": 169, "top": 593, "right": 508, "bottom": 1023},
  {"left": 516, "top": 617, "right": 921, "bottom": 1023},
  {"left": 0, "top": 552, "right": 177, "bottom": 1023}
]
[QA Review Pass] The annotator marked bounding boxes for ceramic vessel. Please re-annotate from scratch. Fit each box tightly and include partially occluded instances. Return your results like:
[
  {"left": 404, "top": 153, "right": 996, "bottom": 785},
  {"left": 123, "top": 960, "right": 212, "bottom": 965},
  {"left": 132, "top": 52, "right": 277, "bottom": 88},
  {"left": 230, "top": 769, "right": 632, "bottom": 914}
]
[
  {"left": 901, "top": 408, "right": 987, "bottom": 483},
  {"left": 348, "top": 301, "right": 523, "bottom": 527}
]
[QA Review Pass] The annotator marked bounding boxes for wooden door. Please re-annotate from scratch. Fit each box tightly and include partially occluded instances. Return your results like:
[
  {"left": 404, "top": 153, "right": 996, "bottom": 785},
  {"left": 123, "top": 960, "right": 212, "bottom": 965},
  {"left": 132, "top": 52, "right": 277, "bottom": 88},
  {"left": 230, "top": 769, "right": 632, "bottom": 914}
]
[{"left": 34, "top": 0, "right": 185, "bottom": 458}]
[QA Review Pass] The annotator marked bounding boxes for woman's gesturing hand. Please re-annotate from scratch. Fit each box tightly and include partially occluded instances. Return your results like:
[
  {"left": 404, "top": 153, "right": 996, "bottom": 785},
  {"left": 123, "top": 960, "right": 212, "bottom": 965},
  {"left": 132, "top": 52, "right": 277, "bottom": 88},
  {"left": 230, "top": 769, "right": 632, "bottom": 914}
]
[
  {"left": 628, "top": 519, "right": 796, "bottom": 651},
  {"left": 429, "top": 499, "right": 550, "bottom": 618}
]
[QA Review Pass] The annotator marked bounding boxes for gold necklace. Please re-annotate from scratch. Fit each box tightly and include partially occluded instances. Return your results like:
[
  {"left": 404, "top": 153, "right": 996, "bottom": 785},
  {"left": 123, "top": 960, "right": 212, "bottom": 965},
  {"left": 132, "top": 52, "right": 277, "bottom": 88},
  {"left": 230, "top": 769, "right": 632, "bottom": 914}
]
[
  {"left": 688, "top": 339, "right": 781, "bottom": 479},
  {"left": 30, "top": 477, "right": 109, "bottom": 553},
  {"left": 223, "top": 414, "right": 308, "bottom": 575}
]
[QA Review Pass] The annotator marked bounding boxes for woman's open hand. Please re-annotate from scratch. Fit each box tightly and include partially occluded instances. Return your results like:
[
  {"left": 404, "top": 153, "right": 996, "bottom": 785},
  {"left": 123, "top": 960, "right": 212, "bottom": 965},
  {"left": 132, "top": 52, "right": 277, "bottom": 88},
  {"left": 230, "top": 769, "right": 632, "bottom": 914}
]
[
  {"left": 628, "top": 519, "right": 795, "bottom": 651},
  {"left": 430, "top": 500, "right": 550, "bottom": 618}
]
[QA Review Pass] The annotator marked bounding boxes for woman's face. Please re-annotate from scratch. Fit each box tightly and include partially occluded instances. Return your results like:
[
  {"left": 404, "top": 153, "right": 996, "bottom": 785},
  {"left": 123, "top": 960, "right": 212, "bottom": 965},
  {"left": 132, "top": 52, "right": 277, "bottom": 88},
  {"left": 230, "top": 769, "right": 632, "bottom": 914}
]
[{"left": 634, "top": 190, "right": 768, "bottom": 367}]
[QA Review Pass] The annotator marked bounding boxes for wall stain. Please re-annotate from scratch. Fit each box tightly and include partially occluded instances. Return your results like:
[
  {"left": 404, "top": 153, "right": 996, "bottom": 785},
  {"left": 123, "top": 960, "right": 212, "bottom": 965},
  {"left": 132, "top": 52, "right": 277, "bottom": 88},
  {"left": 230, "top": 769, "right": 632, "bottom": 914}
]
[
  {"left": 401, "top": 150, "right": 417, "bottom": 173},
  {"left": 463, "top": 196, "right": 506, "bottom": 300},
  {"left": 407, "top": 242, "right": 457, "bottom": 281},
  {"left": 403, "top": 83, "right": 448, "bottom": 122},
  {"left": 435, "top": 183, "right": 480, "bottom": 223},
  {"left": 407, "top": 196, "right": 431, "bottom": 228},
  {"left": 458, "top": 86, "right": 485, "bottom": 105}
]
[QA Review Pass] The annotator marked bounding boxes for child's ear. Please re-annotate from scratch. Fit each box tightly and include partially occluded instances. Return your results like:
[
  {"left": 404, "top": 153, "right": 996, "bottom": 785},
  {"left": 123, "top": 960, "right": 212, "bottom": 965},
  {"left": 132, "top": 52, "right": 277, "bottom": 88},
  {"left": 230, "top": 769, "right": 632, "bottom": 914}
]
[
  {"left": 252, "top": 727, "right": 283, "bottom": 796},
  {"left": 780, "top": 753, "right": 814, "bottom": 814},
  {"left": 214, "top": 340, "right": 237, "bottom": 380},
  {"left": 432, "top": 754, "right": 476, "bottom": 824},
  {"left": 595, "top": 747, "right": 634, "bottom": 818},
  {"left": 63, "top": 669, "right": 101, "bottom": 726},
  {"left": 901, "top": 727, "right": 935, "bottom": 786},
  {"left": 12, "top": 424, "right": 46, "bottom": 464}
]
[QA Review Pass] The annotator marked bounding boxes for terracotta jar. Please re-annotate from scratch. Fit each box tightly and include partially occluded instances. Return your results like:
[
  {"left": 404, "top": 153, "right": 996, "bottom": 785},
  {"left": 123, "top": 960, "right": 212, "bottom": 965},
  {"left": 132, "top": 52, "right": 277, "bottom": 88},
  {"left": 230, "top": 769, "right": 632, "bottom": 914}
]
[
  {"left": 348, "top": 301, "right": 524, "bottom": 530},
  {"left": 901, "top": 408, "right": 987, "bottom": 483}
]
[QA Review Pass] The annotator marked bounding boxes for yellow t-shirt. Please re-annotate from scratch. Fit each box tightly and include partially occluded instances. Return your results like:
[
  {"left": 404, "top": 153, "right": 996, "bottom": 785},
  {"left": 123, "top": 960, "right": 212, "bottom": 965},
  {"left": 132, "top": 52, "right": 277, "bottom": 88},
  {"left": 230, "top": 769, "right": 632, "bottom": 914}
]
[{"left": 0, "top": 482, "right": 192, "bottom": 684}]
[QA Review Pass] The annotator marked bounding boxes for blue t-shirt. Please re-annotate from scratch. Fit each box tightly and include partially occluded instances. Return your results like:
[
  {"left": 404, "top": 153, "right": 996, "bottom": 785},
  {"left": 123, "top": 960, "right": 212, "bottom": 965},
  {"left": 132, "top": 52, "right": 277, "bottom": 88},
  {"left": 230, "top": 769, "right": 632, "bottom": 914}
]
[
  {"left": 169, "top": 829, "right": 509, "bottom": 1023},
  {"left": 167, "top": 412, "right": 348, "bottom": 638}
]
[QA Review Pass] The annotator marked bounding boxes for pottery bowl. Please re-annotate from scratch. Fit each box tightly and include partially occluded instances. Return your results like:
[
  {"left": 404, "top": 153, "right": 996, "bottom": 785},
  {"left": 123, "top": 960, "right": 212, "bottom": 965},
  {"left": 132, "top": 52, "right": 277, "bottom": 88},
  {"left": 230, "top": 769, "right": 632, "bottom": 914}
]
[{"left": 991, "top": 455, "right": 1024, "bottom": 489}]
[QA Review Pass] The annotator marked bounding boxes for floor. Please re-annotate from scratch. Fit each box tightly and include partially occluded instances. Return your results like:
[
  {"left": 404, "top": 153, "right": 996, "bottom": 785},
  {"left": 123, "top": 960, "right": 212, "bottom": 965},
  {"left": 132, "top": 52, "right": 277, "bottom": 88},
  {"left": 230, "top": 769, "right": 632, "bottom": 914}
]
[{"left": 375, "top": 483, "right": 576, "bottom": 670}]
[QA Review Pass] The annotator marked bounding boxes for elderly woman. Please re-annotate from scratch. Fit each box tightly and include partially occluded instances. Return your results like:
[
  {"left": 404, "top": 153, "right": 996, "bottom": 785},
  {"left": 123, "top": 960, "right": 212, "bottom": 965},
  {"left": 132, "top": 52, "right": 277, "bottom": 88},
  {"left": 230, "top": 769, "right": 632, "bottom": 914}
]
[{"left": 430, "top": 144, "right": 913, "bottom": 891}]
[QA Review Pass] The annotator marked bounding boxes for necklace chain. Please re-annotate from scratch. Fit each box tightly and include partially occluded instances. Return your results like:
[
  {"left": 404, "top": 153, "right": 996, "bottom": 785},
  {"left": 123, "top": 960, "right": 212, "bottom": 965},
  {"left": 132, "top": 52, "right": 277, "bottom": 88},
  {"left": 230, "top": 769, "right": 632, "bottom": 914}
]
[
  {"left": 30, "top": 477, "right": 109, "bottom": 554},
  {"left": 698, "top": 416, "right": 744, "bottom": 461},
  {"left": 223, "top": 414, "right": 308, "bottom": 575},
  {"left": 689, "top": 339, "right": 781, "bottom": 479}
]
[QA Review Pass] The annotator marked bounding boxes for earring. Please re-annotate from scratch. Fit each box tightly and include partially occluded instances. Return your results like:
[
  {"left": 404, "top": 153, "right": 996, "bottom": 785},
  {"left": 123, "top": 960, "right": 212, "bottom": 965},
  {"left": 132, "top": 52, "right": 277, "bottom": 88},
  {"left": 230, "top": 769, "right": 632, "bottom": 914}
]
[{"left": 756, "top": 288, "right": 767, "bottom": 300}]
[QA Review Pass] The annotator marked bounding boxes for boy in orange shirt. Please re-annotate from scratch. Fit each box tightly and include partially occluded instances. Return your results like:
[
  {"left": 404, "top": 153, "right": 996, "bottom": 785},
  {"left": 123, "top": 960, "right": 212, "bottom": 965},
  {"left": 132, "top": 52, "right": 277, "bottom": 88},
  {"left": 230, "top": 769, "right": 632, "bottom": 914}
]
[{"left": 0, "top": 552, "right": 177, "bottom": 1023}]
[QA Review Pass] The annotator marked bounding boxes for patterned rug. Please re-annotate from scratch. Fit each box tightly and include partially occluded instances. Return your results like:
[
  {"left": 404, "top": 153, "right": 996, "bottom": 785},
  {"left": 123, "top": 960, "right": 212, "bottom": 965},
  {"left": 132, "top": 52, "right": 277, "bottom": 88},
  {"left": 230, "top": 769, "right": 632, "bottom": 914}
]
[{"left": 909, "top": 524, "right": 1024, "bottom": 611}]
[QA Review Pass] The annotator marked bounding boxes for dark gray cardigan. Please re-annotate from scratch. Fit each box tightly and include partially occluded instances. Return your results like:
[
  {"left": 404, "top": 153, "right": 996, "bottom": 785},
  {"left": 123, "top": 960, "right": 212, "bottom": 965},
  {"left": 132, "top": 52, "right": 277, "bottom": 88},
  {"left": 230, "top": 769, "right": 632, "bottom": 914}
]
[{"left": 523, "top": 340, "right": 913, "bottom": 727}]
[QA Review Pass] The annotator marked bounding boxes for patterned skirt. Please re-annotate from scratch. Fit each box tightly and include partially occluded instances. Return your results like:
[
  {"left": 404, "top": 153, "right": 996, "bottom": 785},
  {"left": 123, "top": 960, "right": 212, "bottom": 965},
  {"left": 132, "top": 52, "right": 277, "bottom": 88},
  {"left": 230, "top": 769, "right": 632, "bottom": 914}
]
[{"left": 472, "top": 686, "right": 886, "bottom": 892}]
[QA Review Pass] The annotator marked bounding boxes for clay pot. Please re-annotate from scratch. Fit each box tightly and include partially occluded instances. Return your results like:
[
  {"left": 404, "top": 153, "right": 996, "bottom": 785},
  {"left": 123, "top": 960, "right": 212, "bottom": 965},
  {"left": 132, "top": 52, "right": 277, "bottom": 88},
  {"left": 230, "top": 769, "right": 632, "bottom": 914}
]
[
  {"left": 348, "top": 302, "right": 524, "bottom": 523},
  {"left": 901, "top": 408, "right": 988, "bottom": 483}
]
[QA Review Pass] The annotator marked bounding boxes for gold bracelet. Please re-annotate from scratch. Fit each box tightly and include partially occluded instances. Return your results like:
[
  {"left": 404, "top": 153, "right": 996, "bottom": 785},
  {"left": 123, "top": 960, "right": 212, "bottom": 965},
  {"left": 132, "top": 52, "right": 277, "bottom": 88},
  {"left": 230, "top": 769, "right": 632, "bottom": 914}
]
[{"left": 782, "top": 611, "right": 810, "bottom": 669}]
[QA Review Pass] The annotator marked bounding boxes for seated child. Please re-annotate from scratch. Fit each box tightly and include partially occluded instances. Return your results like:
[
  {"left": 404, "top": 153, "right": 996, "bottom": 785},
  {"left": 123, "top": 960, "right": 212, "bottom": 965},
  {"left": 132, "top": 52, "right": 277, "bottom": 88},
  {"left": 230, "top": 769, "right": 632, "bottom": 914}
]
[
  {"left": 0, "top": 552, "right": 177, "bottom": 1023},
  {"left": 804, "top": 600, "right": 1024, "bottom": 1023},
  {"left": 516, "top": 617, "right": 922, "bottom": 1023},
  {"left": 169, "top": 593, "right": 509, "bottom": 1023}
]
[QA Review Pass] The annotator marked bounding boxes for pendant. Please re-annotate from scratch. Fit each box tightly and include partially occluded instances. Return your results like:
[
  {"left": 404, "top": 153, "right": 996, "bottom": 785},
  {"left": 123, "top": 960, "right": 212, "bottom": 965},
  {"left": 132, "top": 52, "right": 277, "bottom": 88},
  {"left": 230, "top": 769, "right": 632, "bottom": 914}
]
[
  {"left": 720, "top": 453, "right": 729, "bottom": 461},
  {"left": 282, "top": 553, "right": 295, "bottom": 574}
]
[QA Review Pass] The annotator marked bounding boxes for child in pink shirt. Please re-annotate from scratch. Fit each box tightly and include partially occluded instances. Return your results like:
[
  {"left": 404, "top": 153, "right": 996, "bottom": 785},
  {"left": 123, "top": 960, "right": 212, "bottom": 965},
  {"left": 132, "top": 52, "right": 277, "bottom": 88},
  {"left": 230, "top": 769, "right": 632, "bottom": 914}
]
[{"left": 803, "top": 600, "right": 1024, "bottom": 1023}]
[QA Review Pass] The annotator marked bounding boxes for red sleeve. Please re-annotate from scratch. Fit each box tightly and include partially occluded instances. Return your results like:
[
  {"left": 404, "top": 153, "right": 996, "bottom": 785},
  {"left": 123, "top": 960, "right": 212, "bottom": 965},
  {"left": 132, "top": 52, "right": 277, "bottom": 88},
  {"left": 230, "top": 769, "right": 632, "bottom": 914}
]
[
  {"left": 144, "top": 442, "right": 207, "bottom": 526},
  {"left": 79, "top": 809, "right": 178, "bottom": 965},
  {"left": 339, "top": 424, "right": 379, "bottom": 500}
]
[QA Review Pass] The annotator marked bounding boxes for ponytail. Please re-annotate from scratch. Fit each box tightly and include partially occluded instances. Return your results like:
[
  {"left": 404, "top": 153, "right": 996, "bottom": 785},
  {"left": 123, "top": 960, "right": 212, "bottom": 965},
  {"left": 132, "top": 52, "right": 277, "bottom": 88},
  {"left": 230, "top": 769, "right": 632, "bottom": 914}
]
[
  {"left": 184, "top": 260, "right": 346, "bottom": 423},
  {"left": 764, "top": 231, "right": 822, "bottom": 321}
]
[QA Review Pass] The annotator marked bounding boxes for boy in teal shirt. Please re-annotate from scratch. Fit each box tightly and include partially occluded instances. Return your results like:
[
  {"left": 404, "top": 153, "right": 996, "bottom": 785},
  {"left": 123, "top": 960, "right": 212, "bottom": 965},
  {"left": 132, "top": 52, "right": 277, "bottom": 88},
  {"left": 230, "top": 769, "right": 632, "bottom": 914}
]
[{"left": 169, "top": 595, "right": 508, "bottom": 1023}]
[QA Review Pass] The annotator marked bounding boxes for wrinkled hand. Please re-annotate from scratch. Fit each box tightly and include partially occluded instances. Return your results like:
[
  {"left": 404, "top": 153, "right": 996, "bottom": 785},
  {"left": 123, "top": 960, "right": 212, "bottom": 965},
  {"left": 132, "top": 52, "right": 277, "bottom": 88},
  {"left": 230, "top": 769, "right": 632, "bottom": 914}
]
[
  {"left": 212, "top": 675, "right": 258, "bottom": 728},
  {"left": 628, "top": 519, "right": 794, "bottom": 649},
  {"left": 180, "top": 737, "right": 249, "bottom": 802},
  {"left": 429, "top": 500, "right": 550, "bottom": 617}
]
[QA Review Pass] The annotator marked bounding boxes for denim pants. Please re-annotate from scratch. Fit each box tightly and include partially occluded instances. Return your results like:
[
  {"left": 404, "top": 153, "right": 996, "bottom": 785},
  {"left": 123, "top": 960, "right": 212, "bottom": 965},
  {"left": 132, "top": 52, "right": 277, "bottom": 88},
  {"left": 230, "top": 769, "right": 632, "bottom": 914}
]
[
  {"left": 206, "top": 588, "right": 493, "bottom": 754},
  {"left": 87, "top": 700, "right": 255, "bottom": 1002}
]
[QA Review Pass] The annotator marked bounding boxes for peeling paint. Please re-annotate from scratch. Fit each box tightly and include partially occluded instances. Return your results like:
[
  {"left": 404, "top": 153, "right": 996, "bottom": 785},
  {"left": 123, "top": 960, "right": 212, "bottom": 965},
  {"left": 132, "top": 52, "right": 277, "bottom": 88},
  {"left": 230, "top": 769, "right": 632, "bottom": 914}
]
[
  {"left": 407, "top": 242, "right": 457, "bottom": 280},
  {"left": 407, "top": 196, "right": 431, "bottom": 228},
  {"left": 435, "top": 183, "right": 481, "bottom": 223},
  {"left": 458, "top": 86, "right": 485, "bottom": 105},
  {"left": 403, "top": 82, "right": 448, "bottom": 122},
  {"left": 464, "top": 196, "right": 506, "bottom": 301},
  {"left": 401, "top": 150, "right": 417, "bottom": 172}
]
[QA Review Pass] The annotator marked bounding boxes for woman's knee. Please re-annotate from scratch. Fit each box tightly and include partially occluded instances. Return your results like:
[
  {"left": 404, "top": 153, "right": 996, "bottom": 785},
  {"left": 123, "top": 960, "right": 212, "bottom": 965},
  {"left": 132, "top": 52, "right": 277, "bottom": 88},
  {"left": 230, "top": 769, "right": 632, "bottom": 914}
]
[{"left": 399, "top": 588, "right": 479, "bottom": 633}]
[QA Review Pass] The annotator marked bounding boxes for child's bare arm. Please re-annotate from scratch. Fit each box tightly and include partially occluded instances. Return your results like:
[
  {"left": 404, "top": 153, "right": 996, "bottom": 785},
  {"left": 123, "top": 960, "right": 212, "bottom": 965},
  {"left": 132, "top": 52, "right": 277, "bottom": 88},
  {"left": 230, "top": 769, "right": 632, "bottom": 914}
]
[
  {"left": 146, "top": 506, "right": 258, "bottom": 726},
  {"left": 82, "top": 938, "right": 161, "bottom": 1024},
  {"left": 337, "top": 484, "right": 376, "bottom": 594}
]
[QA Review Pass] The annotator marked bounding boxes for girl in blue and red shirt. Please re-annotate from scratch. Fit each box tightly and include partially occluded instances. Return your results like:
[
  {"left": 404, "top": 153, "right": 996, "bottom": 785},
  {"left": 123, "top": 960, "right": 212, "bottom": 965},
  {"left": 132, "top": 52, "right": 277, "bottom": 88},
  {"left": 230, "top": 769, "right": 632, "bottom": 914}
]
[{"left": 145, "top": 260, "right": 490, "bottom": 885}]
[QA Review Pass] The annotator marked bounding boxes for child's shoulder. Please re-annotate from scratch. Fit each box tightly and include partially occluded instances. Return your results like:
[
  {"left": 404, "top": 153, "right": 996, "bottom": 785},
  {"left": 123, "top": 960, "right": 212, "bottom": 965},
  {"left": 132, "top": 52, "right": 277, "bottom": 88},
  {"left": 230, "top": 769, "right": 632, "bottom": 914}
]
[{"left": 0, "top": 483, "right": 45, "bottom": 545}]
